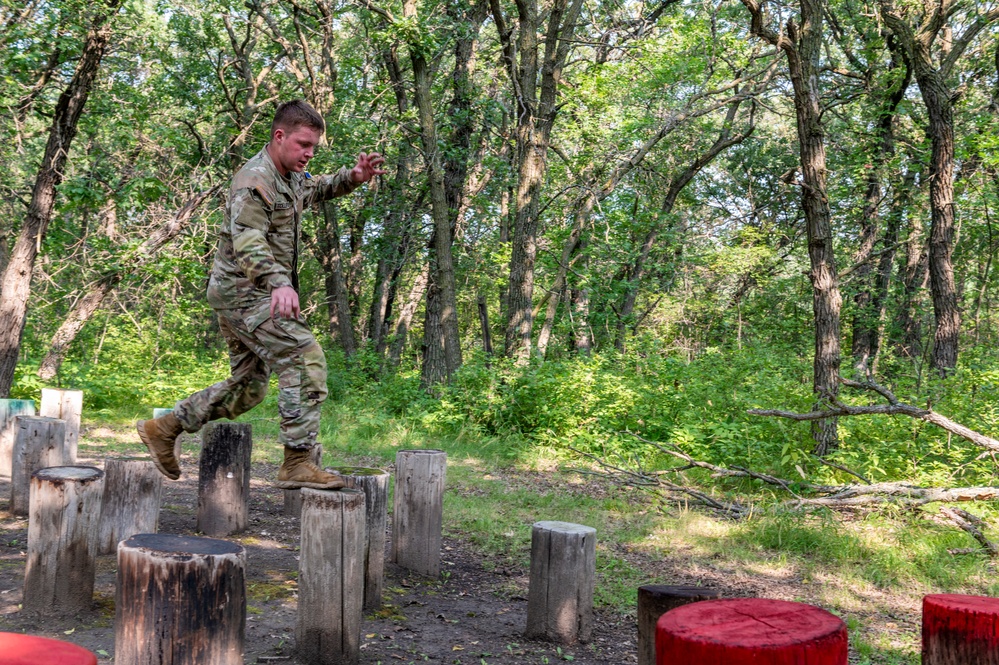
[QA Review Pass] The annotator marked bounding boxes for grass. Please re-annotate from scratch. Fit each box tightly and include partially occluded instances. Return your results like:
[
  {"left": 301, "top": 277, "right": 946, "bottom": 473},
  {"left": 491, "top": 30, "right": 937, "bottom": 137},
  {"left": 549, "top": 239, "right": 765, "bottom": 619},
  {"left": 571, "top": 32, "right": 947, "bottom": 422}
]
[{"left": 78, "top": 389, "right": 999, "bottom": 665}]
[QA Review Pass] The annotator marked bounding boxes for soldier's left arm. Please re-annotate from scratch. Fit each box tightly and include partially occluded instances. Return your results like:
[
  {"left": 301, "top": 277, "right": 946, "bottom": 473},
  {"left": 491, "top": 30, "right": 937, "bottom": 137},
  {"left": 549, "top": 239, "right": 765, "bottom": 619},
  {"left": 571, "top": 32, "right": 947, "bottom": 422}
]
[
  {"left": 304, "top": 166, "right": 359, "bottom": 207},
  {"left": 303, "top": 153, "right": 387, "bottom": 207}
]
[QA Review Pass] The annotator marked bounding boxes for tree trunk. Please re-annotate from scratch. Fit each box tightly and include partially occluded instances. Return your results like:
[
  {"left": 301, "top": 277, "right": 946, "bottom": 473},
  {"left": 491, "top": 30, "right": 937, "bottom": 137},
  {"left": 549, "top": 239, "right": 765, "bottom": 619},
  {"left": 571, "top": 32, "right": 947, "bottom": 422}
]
[
  {"left": 743, "top": 0, "right": 842, "bottom": 454},
  {"left": 493, "top": 0, "right": 585, "bottom": 361},
  {"left": 313, "top": 200, "right": 356, "bottom": 357},
  {"left": 389, "top": 268, "right": 428, "bottom": 367},
  {"left": 38, "top": 189, "right": 215, "bottom": 381},
  {"left": 406, "top": 2, "right": 462, "bottom": 386},
  {"left": 869, "top": 166, "right": 917, "bottom": 372},
  {"left": 877, "top": 3, "right": 999, "bottom": 373},
  {"left": 922, "top": 80, "right": 960, "bottom": 374},
  {"left": 0, "top": 0, "right": 123, "bottom": 397},
  {"left": 896, "top": 211, "right": 930, "bottom": 360}
]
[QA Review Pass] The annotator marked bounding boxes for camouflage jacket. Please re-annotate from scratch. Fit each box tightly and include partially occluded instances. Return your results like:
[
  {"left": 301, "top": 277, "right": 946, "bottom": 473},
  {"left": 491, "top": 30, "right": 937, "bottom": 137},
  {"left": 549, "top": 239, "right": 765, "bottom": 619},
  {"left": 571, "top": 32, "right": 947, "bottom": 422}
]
[{"left": 207, "top": 146, "right": 358, "bottom": 311}]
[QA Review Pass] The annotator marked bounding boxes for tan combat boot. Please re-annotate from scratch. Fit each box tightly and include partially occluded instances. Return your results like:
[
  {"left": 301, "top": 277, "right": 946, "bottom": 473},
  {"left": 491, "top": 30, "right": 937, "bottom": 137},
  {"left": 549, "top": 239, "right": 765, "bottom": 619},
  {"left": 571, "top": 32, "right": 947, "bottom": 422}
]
[
  {"left": 275, "top": 447, "right": 346, "bottom": 489},
  {"left": 136, "top": 413, "right": 183, "bottom": 480}
]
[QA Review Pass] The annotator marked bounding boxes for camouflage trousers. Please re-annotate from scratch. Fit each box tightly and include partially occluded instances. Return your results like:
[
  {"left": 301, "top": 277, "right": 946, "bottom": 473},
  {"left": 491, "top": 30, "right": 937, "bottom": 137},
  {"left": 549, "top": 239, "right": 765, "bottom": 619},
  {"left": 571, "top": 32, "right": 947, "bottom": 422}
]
[{"left": 173, "top": 300, "right": 327, "bottom": 450}]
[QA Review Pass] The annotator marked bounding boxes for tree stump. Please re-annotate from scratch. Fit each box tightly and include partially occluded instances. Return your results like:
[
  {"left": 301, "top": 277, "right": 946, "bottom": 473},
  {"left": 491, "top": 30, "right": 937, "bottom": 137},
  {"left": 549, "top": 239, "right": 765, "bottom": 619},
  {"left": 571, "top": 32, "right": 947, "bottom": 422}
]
[
  {"left": 0, "top": 632, "right": 98, "bottom": 665},
  {"left": 638, "top": 585, "right": 722, "bottom": 665},
  {"left": 0, "top": 398, "right": 35, "bottom": 476},
  {"left": 923, "top": 593, "right": 999, "bottom": 664},
  {"left": 23, "top": 466, "right": 104, "bottom": 616},
  {"left": 98, "top": 458, "right": 163, "bottom": 555},
  {"left": 297, "top": 488, "right": 366, "bottom": 665},
  {"left": 283, "top": 445, "right": 323, "bottom": 517},
  {"left": 40, "top": 388, "right": 83, "bottom": 463},
  {"left": 656, "top": 598, "right": 848, "bottom": 664},
  {"left": 11, "top": 416, "right": 67, "bottom": 516},
  {"left": 336, "top": 466, "right": 390, "bottom": 610},
  {"left": 391, "top": 449, "right": 446, "bottom": 577},
  {"left": 196, "top": 422, "right": 251, "bottom": 537},
  {"left": 526, "top": 520, "right": 597, "bottom": 644},
  {"left": 115, "top": 533, "right": 246, "bottom": 665},
  {"left": 152, "top": 407, "right": 174, "bottom": 419}
]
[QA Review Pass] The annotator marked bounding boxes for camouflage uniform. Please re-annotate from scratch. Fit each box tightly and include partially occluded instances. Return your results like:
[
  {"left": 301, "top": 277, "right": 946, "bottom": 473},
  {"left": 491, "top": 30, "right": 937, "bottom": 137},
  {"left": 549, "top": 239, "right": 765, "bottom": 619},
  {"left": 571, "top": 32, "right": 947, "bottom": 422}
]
[{"left": 172, "top": 146, "right": 357, "bottom": 449}]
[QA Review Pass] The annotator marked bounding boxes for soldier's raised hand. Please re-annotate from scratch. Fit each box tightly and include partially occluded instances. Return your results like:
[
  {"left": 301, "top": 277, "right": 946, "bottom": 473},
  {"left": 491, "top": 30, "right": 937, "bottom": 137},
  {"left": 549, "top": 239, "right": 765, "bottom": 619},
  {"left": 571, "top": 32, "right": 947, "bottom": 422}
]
[{"left": 350, "top": 152, "right": 387, "bottom": 184}]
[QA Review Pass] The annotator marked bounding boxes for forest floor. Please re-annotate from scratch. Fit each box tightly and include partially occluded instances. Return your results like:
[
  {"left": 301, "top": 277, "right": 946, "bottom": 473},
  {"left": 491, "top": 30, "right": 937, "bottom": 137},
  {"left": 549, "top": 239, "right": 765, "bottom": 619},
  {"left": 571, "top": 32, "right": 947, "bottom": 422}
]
[{"left": 0, "top": 423, "right": 927, "bottom": 664}]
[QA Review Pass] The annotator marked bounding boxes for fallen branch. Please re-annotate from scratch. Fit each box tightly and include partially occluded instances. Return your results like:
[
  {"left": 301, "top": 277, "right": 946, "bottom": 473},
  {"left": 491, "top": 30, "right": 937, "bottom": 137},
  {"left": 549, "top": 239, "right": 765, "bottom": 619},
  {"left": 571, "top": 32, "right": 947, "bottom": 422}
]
[
  {"left": 939, "top": 506, "right": 999, "bottom": 557},
  {"left": 566, "top": 434, "right": 999, "bottom": 516},
  {"left": 748, "top": 377, "right": 999, "bottom": 452}
]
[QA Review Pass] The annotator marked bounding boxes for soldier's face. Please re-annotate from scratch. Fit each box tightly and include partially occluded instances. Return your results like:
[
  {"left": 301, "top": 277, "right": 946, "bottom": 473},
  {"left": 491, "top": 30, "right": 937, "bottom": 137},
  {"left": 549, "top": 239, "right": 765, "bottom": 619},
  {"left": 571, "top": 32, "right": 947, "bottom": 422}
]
[{"left": 271, "top": 126, "right": 322, "bottom": 176}]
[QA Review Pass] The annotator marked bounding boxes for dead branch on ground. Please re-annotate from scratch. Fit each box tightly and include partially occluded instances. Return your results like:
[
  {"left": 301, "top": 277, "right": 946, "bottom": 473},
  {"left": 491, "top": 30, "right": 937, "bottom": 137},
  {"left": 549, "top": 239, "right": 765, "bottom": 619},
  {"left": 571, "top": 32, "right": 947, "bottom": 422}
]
[{"left": 748, "top": 377, "right": 999, "bottom": 452}]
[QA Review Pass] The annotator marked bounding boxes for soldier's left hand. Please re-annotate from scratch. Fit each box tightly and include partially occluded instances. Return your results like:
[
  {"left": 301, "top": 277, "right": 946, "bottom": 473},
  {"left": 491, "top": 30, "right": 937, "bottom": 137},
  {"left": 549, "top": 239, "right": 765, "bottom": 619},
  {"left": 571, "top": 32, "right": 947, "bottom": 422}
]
[{"left": 350, "top": 152, "right": 387, "bottom": 184}]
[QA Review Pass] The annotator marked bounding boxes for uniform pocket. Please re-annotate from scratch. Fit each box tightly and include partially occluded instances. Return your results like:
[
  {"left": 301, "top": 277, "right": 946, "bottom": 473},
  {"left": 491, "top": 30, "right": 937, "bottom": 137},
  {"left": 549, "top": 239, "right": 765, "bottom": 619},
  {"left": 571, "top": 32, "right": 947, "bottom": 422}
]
[
  {"left": 242, "top": 300, "right": 273, "bottom": 333},
  {"left": 278, "top": 368, "right": 303, "bottom": 420}
]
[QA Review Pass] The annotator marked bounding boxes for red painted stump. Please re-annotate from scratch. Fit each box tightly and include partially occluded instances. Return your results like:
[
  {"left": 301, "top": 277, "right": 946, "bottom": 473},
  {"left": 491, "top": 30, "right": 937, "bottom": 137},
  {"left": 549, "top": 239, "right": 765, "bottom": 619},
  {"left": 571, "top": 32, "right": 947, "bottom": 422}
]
[
  {"left": 923, "top": 593, "right": 999, "bottom": 664},
  {"left": 656, "top": 598, "right": 847, "bottom": 665},
  {"left": 0, "top": 632, "right": 97, "bottom": 665}
]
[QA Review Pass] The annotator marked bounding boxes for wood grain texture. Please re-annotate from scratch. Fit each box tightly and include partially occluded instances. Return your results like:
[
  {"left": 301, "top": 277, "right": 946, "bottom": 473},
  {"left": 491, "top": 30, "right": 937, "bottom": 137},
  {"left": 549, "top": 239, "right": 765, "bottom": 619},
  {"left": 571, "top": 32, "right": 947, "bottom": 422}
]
[
  {"left": 337, "top": 466, "right": 390, "bottom": 610},
  {"left": 0, "top": 399, "right": 35, "bottom": 476},
  {"left": 923, "top": 594, "right": 999, "bottom": 665},
  {"left": 391, "top": 450, "right": 446, "bottom": 577},
  {"left": 655, "top": 598, "right": 847, "bottom": 664},
  {"left": 115, "top": 533, "right": 246, "bottom": 665},
  {"left": 297, "top": 488, "right": 366, "bottom": 665},
  {"left": 23, "top": 465, "right": 104, "bottom": 616},
  {"left": 638, "top": 585, "right": 722, "bottom": 665},
  {"left": 98, "top": 458, "right": 162, "bottom": 555},
  {"left": 196, "top": 422, "right": 251, "bottom": 536},
  {"left": 10, "top": 415, "right": 66, "bottom": 516},
  {"left": 40, "top": 388, "right": 82, "bottom": 463},
  {"left": 526, "top": 521, "right": 596, "bottom": 644}
]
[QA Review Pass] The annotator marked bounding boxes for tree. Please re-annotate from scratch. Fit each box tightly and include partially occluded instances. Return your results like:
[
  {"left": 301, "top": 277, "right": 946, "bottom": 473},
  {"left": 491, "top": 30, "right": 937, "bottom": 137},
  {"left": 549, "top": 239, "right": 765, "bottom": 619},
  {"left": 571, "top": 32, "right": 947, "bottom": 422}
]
[
  {"left": 878, "top": 0, "right": 999, "bottom": 374},
  {"left": 742, "top": 0, "right": 843, "bottom": 454},
  {"left": 0, "top": 0, "right": 124, "bottom": 397}
]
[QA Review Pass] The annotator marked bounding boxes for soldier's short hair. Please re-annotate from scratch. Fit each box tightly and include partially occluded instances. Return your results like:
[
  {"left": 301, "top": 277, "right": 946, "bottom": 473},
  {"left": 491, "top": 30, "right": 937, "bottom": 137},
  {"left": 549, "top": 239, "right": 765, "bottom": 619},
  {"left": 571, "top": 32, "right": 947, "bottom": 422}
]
[{"left": 272, "top": 100, "right": 325, "bottom": 136}]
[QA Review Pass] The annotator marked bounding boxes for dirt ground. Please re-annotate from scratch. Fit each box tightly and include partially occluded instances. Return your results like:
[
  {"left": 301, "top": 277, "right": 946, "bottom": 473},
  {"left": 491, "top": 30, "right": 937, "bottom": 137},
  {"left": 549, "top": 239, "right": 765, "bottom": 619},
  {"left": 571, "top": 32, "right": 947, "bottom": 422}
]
[
  {"left": 0, "top": 427, "right": 922, "bottom": 664},
  {"left": 0, "top": 432, "right": 640, "bottom": 665}
]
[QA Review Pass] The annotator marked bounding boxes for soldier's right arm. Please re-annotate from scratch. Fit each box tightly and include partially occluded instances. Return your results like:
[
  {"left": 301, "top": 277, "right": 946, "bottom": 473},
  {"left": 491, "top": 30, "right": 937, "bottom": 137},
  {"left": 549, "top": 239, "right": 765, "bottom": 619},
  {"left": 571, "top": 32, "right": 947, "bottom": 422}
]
[{"left": 229, "top": 187, "right": 293, "bottom": 291}]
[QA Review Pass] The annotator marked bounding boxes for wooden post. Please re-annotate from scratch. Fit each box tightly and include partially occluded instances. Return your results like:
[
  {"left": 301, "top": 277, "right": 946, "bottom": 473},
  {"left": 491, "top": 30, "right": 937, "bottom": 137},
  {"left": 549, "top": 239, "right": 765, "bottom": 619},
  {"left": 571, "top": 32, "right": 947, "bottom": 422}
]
[
  {"left": 40, "top": 388, "right": 83, "bottom": 463},
  {"left": 336, "top": 466, "right": 390, "bottom": 610},
  {"left": 10, "top": 416, "right": 66, "bottom": 516},
  {"left": 98, "top": 458, "right": 163, "bottom": 555},
  {"left": 391, "top": 449, "right": 446, "bottom": 577},
  {"left": 0, "top": 398, "right": 35, "bottom": 476},
  {"left": 196, "top": 422, "right": 251, "bottom": 537},
  {"left": 656, "top": 598, "right": 847, "bottom": 664},
  {"left": 283, "top": 445, "right": 323, "bottom": 517},
  {"left": 297, "top": 488, "right": 366, "bottom": 665},
  {"left": 115, "top": 533, "right": 246, "bottom": 665},
  {"left": 23, "top": 466, "right": 104, "bottom": 616},
  {"left": 526, "top": 520, "right": 597, "bottom": 644},
  {"left": 923, "top": 593, "right": 999, "bottom": 664},
  {"left": 638, "top": 585, "right": 722, "bottom": 665}
]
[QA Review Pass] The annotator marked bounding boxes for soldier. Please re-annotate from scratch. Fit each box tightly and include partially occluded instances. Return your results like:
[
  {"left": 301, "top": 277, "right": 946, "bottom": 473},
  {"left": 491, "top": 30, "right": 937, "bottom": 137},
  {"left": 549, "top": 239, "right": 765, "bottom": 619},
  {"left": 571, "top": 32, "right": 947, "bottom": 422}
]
[{"left": 136, "top": 99, "right": 386, "bottom": 489}]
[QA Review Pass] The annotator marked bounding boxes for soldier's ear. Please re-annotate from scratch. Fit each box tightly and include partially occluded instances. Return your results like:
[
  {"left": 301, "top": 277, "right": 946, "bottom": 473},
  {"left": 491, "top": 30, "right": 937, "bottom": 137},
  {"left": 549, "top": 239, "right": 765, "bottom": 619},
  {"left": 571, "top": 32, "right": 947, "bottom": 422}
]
[{"left": 273, "top": 127, "right": 285, "bottom": 143}]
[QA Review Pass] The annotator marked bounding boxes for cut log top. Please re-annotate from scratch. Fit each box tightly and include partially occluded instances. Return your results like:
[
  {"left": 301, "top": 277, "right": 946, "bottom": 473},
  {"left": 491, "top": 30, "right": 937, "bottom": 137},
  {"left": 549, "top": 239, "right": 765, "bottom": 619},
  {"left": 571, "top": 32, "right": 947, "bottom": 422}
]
[
  {"left": 302, "top": 487, "right": 365, "bottom": 510},
  {"left": 329, "top": 466, "right": 390, "bottom": 476},
  {"left": 18, "top": 416, "right": 63, "bottom": 425},
  {"left": 924, "top": 593, "right": 999, "bottom": 615},
  {"left": 398, "top": 449, "right": 444, "bottom": 456},
  {"left": 640, "top": 584, "right": 719, "bottom": 600},
  {"left": 923, "top": 593, "right": 999, "bottom": 643},
  {"left": 658, "top": 598, "right": 845, "bottom": 647},
  {"left": 121, "top": 533, "right": 244, "bottom": 557},
  {"left": 32, "top": 466, "right": 103, "bottom": 484},
  {"left": 534, "top": 521, "right": 597, "bottom": 536}
]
